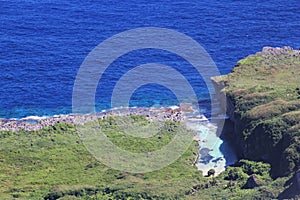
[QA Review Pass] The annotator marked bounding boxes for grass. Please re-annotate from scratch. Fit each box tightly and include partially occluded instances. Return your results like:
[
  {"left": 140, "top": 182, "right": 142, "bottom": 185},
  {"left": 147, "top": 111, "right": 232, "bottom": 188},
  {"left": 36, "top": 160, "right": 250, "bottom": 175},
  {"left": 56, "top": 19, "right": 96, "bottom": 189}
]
[{"left": 0, "top": 117, "right": 203, "bottom": 199}]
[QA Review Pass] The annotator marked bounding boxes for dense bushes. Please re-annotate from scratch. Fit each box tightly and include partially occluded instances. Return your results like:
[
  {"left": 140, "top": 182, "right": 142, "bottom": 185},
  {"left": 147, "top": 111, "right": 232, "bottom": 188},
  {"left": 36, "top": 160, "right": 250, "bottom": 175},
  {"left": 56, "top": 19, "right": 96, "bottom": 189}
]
[
  {"left": 224, "top": 167, "right": 248, "bottom": 181},
  {"left": 236, "top": 160, "right": 271, "bottom": 177},
  {"left": 223, "top": 160, "right": 270, "bottom": 181}
]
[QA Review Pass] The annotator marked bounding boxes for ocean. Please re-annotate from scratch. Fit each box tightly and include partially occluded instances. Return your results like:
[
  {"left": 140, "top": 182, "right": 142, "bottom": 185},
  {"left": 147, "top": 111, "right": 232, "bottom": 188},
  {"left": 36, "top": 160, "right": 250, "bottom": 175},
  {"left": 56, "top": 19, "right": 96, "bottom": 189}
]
[{"left": 1, "top": 0, "right": 300, "bottom": 119}]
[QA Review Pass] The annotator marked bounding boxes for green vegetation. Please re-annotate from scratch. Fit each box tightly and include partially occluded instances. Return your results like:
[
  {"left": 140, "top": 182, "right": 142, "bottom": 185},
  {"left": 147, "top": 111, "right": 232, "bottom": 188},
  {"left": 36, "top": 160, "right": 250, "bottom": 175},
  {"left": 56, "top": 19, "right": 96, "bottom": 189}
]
[{"left": 0, "top": 116, "right": 294, "bottom": 199}]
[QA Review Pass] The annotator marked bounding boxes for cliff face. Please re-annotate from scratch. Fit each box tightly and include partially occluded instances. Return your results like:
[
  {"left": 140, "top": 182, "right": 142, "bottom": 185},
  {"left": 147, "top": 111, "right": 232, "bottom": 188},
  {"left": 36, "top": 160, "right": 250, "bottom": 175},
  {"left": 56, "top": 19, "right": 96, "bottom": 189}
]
[{"left": 212, "top": 46, "right": 300, "bottom": 177}]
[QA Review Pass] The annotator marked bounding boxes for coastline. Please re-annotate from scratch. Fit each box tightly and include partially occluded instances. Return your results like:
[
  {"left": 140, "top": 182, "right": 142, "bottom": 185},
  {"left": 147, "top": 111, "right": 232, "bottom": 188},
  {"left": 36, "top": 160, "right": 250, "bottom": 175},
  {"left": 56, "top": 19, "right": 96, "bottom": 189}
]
[
  {"left": 0, "top": 103, "right": 233, "bottom": 176},
  {"left": 0, "top": 105, "right": 193, "bottom": 132}
]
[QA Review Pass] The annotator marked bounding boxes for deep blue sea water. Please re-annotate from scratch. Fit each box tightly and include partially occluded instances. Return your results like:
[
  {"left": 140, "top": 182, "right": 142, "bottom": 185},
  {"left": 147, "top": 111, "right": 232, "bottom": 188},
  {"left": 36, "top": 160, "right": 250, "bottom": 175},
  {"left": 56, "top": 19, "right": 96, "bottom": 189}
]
[{"left": 1, "top": 0, "right": 300, "bottom": 119}]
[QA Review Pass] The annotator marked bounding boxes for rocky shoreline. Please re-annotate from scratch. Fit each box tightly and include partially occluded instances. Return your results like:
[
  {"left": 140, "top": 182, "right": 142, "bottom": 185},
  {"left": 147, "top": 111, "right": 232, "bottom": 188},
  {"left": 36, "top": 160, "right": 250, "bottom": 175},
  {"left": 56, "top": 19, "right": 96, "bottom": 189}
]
[{"left": 0, "top": 105, "right": 196, "bottom": 132}]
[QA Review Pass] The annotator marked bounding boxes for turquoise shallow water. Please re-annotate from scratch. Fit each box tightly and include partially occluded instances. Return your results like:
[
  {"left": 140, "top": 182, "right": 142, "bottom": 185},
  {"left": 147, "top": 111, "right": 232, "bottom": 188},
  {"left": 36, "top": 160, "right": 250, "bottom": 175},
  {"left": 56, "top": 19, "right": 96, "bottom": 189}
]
[{"left": 186, "top": 117, "right": 237, "bottom": 175}]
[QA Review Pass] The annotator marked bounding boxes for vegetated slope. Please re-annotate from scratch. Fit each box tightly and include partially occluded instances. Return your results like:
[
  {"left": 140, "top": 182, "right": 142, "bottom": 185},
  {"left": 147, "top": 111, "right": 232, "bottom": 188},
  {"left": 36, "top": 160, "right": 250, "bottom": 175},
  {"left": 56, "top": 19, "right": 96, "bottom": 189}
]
[
  {"left": 212, "top": 46, "right": 300, "bottom": 178},
  {"left": 0, "top": 116, "right": 296, "bottom": 199},
  {"left": 0, "top": 117, "right": 204, "bottom": 199}
]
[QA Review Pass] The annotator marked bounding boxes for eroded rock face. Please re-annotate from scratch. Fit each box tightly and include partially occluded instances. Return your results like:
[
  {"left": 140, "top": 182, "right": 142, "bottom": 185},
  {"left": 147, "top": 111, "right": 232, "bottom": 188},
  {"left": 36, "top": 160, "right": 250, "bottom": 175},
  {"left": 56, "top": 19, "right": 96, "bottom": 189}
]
[
  {"left": 296, "top": 170, "right": 300, "bottom": 191},
  {"left": 211, "top": 46, "right": 300, "bottom": 177},
  {"left": 242, "top": 175, "right": 261, "bottom": 189}
]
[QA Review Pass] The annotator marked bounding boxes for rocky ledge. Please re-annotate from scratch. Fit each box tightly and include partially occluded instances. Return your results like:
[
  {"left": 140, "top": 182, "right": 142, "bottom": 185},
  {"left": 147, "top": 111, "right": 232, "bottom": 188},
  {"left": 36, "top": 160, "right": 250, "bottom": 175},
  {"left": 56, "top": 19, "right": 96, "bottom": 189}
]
[{"left": 0, "top": 104, "right": 197, "bottom": 132}]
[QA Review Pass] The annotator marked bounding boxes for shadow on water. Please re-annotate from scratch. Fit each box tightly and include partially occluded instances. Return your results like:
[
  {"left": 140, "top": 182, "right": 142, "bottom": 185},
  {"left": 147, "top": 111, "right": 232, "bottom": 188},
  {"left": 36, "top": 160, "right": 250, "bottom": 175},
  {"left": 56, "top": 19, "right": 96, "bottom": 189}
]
[
  {"left": 214, "top": 116, "right": 238, "bottom": 167},
  {"left": 211, "top": 118, "right": 238, "bottom": 167},
  {"left": 219, "top": 139, "right": 238, "bottom": 167}
]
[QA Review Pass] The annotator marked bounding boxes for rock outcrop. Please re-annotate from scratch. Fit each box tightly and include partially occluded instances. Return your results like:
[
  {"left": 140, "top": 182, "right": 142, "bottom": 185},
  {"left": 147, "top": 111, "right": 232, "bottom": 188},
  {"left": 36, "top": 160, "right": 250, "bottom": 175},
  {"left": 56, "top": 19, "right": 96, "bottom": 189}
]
[
  {"left": 278, "top": 170, "right": 300, "bottom": 199},
  {"left": 242, "top": 174, "right": 261, "bottom": 189},
  {"left": 212, "top": 46, "right": 300, "bottom": 177}
]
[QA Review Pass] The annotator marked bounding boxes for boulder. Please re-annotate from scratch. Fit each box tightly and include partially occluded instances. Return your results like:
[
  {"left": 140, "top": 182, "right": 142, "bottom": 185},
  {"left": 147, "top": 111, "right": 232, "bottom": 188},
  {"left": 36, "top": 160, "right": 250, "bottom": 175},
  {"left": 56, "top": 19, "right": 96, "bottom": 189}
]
[{"left": 243, "top": 174, "right": 261, "bottom": 189}]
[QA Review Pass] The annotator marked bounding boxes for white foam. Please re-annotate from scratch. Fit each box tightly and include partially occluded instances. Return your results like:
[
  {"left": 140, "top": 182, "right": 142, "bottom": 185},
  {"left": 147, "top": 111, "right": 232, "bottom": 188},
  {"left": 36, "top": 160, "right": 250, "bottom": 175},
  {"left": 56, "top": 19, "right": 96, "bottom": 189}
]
[
  {"left": 185, "top": 114, "right": 237, "bottom": 175},
  {"left": 20, "top": 116, "right": 48, "bottom": 120},
  {"left": 168, "top": 105, "right": 179, "bottom": 110}
]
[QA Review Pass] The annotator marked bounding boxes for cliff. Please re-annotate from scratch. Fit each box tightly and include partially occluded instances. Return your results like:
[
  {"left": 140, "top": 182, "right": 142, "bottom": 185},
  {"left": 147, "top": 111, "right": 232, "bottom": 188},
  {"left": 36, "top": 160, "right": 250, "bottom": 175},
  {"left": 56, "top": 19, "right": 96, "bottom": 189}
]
[{"left": 212, "top": 46, "right": 300, "bottom": 177}]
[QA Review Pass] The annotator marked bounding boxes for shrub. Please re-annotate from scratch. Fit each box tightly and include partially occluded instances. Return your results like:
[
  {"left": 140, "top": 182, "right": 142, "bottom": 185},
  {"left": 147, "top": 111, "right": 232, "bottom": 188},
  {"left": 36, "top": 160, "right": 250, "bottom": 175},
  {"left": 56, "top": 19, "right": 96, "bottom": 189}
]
[
  {"left": 236, "top": 160, "right": 271, "bottom": 177},
  {"left": 224, "top": 167, "right": 248, "bottom": 181},
  {"left": 207, "top": 169, "right": 216, "bottom": 177}
]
